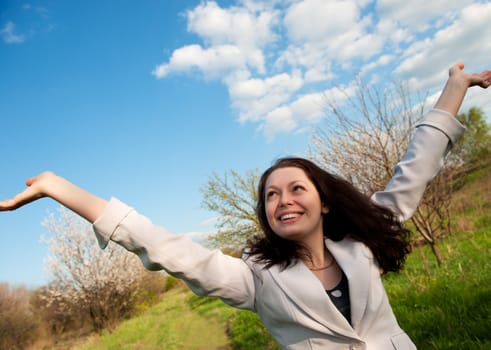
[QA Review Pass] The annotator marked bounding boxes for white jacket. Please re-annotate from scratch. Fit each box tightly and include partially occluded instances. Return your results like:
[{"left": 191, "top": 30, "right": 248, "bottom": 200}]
[{"left": 93, "top": 109, "right": 464, "bottom": 350}]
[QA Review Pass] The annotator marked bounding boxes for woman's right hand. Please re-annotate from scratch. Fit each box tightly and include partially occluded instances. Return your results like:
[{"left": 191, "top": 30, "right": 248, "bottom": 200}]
[
  {"left": 1, "top": 172, "right": 107, "bottom": 223},
  {"left": 0, "top": 171, "right": 56, "bottom": 211}
]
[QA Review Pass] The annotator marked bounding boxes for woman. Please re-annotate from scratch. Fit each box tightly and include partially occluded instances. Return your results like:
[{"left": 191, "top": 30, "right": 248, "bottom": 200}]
[{"left": 1, "top": 64, "right": 490, "bottom": 349}]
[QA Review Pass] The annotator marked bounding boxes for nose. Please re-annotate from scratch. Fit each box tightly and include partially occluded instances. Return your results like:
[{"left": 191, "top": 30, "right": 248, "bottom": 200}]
[{"left": 279, "top": 192, "right": 293, "bottom": 207}]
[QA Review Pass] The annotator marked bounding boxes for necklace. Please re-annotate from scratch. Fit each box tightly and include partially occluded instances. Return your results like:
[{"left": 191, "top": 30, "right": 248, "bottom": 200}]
[{"left": 308, "top": 254, "right": 334, "bottom": 271}]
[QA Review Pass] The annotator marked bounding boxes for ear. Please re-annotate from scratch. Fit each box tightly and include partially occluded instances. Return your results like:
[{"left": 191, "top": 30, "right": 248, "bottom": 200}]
[{"left": 321, "top": 204, "right": 329, "bottom": 214}]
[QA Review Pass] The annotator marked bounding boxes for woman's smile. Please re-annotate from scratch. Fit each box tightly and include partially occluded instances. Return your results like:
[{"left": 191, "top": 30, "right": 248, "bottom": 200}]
[{"left": 265, "top": 167, "right": 327, "bottom": 242}]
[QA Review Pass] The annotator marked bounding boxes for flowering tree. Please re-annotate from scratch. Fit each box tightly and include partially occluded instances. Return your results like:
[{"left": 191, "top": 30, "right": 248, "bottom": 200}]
[{"left": 41, "top": 208, "right": 147, "bottom": 331}]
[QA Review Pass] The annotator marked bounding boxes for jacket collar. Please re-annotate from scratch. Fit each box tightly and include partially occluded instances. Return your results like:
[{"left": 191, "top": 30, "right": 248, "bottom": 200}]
[
  {"left": 267, "top": 237, "right": 371, "bottom": 338},
  {"left": 326, "top": 238, "right": 371, "bottom": 330}
]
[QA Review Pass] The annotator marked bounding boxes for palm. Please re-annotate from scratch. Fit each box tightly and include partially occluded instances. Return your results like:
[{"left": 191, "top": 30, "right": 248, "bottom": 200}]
[
  {"left": 450, "top": 64, "right": 491, "bottom": 88},
  {"left": 0, "top": 174, "right": 48, "bottom": 211}
]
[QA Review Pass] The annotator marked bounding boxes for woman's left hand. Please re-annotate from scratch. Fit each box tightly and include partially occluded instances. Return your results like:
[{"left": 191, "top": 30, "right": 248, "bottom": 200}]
[{"left": 449, "top": 63, "right": 491, "bottom": 88}]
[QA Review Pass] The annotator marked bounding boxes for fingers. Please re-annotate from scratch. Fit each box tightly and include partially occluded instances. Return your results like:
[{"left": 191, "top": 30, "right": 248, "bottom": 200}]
[
  {"left": 0, "top": 199, "right": 17, "bottom": 211},
  {"left": 0, "top": 194, "right": 31, "bottom": 211},
  {"left": 0, "top": 176, "right": 47, "bottom": 211},
  {"left": 470, "top": 69, "right": 491, "bottom": 88},
  {"left": 0, "top": 193, "right": 25, "bottom": 211},
  {"left": 481, "top": 70, "right": 491, "bottom": 88}
]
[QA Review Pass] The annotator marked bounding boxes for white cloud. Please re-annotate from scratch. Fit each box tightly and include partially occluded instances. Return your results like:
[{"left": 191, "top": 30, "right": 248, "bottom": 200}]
[
  {"left": 395, "top": 2, "right": 491, "bottom": 92},
  {"left": 153, "top": 0, "right": 491, "bottom": 139},
  {"left": 228, "top": 70, "right": 304, "bottom": 123},
  {"left": 376, "top": 0, "right": 474, "bottom": 30},
  {"left": 284, "top": 0, "right": 359, "bottom": 43},
  {"left": 187, "top": 1, "right": 277, "bottom": 49},
  {"left": 280, "top": 1, "right": 382, "bottom": 67},
  {"left": 290, "top": 92, "right": 326, "bottom": 123},
  {"left": 153, "top": 44, "right": 248, "bottom": 79},
  {"left": 262, "top": 106, "right": 297, "bottom": 140},
  {"left": 360, "top": 54, "right": 394, "bottom": 76},
  {"left": 260, "top": 85, "right": 356, "bottom": 139},
  {"left": 1, "top": 21, "right": 25, "bottom": 44}
]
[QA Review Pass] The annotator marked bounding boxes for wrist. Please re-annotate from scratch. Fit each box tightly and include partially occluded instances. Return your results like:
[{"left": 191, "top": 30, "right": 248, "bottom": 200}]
[
  {"left": 433, "top": 76, "right": 468, "bottom": 116},
  {"left": 446, "top": 73, "right": 471, "bottom": 91}
]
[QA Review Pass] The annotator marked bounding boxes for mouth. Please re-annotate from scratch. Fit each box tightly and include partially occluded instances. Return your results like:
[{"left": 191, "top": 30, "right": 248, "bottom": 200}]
[{"left": 279, "top": 213, "right": 302, "bottom": 221}]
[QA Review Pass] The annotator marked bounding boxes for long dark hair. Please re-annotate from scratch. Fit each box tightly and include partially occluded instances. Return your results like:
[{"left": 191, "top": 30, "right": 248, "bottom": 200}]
[{"left": 246, "top": 157, "right": 411, "bottom": 273}]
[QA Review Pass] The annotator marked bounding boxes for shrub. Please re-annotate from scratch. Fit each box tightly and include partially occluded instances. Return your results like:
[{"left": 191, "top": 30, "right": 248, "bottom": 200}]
[{"left": 0, "top": 283, "right": 39, "bottom": 350}]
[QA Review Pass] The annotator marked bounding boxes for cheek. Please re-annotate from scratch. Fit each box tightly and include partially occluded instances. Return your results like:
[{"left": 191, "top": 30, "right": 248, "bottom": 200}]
[{"left": 265, "top": 201, "right": 276, "bottom": 224}]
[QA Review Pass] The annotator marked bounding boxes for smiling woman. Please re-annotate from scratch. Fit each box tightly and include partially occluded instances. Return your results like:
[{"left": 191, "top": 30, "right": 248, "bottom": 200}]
[
  {"left": 251, "top": 156, "right": 411, "bottom": 272},
  {"left": 1, "top": 64, "right": 490, "bottom": 349}
]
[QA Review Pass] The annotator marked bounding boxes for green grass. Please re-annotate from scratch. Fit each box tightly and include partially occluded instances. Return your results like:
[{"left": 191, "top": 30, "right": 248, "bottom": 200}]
[
  {"left": 384, "top": 229, "right": 490, "bottom": 349},
  {"left": 383, "top": 166, "right": 491, "bottom": 349},
  {"left": 185, "top": 293, "right": 280, "bottom": 350},
  {"left": 74, "top": 288, "right": 231, "bottom": 350}
]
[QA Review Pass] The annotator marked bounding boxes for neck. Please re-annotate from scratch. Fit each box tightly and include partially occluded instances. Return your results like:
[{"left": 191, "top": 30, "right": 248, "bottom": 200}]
[{"left": 302, "top": 236, "right": 330, "bottom": 270}]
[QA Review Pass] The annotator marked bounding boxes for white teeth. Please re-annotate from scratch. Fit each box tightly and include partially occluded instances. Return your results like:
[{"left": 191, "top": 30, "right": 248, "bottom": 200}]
[{"left": 280, "top": 213, "right": 298, "bottom": 221}]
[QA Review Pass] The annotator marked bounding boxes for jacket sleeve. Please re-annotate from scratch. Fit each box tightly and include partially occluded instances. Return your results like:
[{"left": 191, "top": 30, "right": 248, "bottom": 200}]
[
  {"left": 92, "top": 198, "right": 255, "bottom": 310},
  {"left": 371, "top": 109, "right": 465, "bottom": 223}
]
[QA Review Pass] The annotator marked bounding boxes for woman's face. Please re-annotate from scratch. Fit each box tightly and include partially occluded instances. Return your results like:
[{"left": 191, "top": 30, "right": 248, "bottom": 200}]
[{"left": 264, "top": 166, "right": 328, "bottom": 242}]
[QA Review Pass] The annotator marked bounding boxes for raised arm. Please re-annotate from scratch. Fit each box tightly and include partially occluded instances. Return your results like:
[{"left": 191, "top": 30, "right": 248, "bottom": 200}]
[
  {"left": 371, "top": 64, "right": 490, "bottom": 221},
  {"left": 0, "top": 171, "right": 107, "bottom": 223}
]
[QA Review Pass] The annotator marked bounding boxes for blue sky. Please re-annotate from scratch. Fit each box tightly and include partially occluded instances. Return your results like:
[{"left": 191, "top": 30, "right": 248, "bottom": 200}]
[{"left": 1, "top": 0, "right": 490, "bottom": 287}]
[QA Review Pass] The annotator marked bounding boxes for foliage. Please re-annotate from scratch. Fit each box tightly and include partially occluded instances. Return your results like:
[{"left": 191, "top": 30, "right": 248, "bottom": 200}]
[
  {"left": 201, "top": 169, "right": 261, "bottom": 252},
  {"left": 0, "top": 283, "right": 39, "bottom": 350},
  {"left": 454, "top": 107, "right": 491, "bottom": 165}
]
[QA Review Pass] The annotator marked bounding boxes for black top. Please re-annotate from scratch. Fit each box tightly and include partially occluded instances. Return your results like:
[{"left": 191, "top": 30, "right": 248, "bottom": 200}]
[{"left": 326, "top": 272, "right": 351, "bottom": 325}]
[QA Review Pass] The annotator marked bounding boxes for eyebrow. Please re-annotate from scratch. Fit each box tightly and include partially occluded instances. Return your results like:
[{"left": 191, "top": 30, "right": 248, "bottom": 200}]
[{"left": 266, "top": 179, "right": 307, "bottom": 190}]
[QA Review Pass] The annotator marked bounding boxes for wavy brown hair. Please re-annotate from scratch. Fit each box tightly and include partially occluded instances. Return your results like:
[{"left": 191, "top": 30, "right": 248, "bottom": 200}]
[{"left": 246, "top": 157, "right": 411, "bottom": 273}]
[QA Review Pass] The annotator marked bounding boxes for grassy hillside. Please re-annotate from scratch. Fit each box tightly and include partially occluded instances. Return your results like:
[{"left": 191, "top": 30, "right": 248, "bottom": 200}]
[
  {"left": 384, "top": 164, "right": 490, "bottom": 350},
  {"left": 72, "top": 166, "right": 490, "bottom": 350}
]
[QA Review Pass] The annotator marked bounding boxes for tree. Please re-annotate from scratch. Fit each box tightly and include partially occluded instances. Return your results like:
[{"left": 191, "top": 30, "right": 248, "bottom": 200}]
[
  {"left": 201, "top": 169, "right": 261, "bottom": 255},
  {"left": 453, "top": 107, "right": 491, "bottom": 166},
  {"left": 40, "top": 207, "right": 148, "bottom": 331},
  {"left": 310, "top": 78, "right": 452, "bottom": 264}
]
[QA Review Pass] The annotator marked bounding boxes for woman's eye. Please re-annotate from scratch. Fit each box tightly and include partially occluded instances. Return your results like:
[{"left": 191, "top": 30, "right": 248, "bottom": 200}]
[
  {"left": 266, "top": 191, "right": 277, "bottom": 199},
  {"left": 293, "top": 185, "right": 304, "bottom": 192}
]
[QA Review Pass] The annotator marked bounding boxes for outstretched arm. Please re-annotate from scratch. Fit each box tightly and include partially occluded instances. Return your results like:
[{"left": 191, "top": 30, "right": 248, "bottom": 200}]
[
  {"left": 0, "top": 170, "right": 256, "bottom": 311},
  {"left": 0, "top": 171, "right": 107, "bottom": 223}
]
